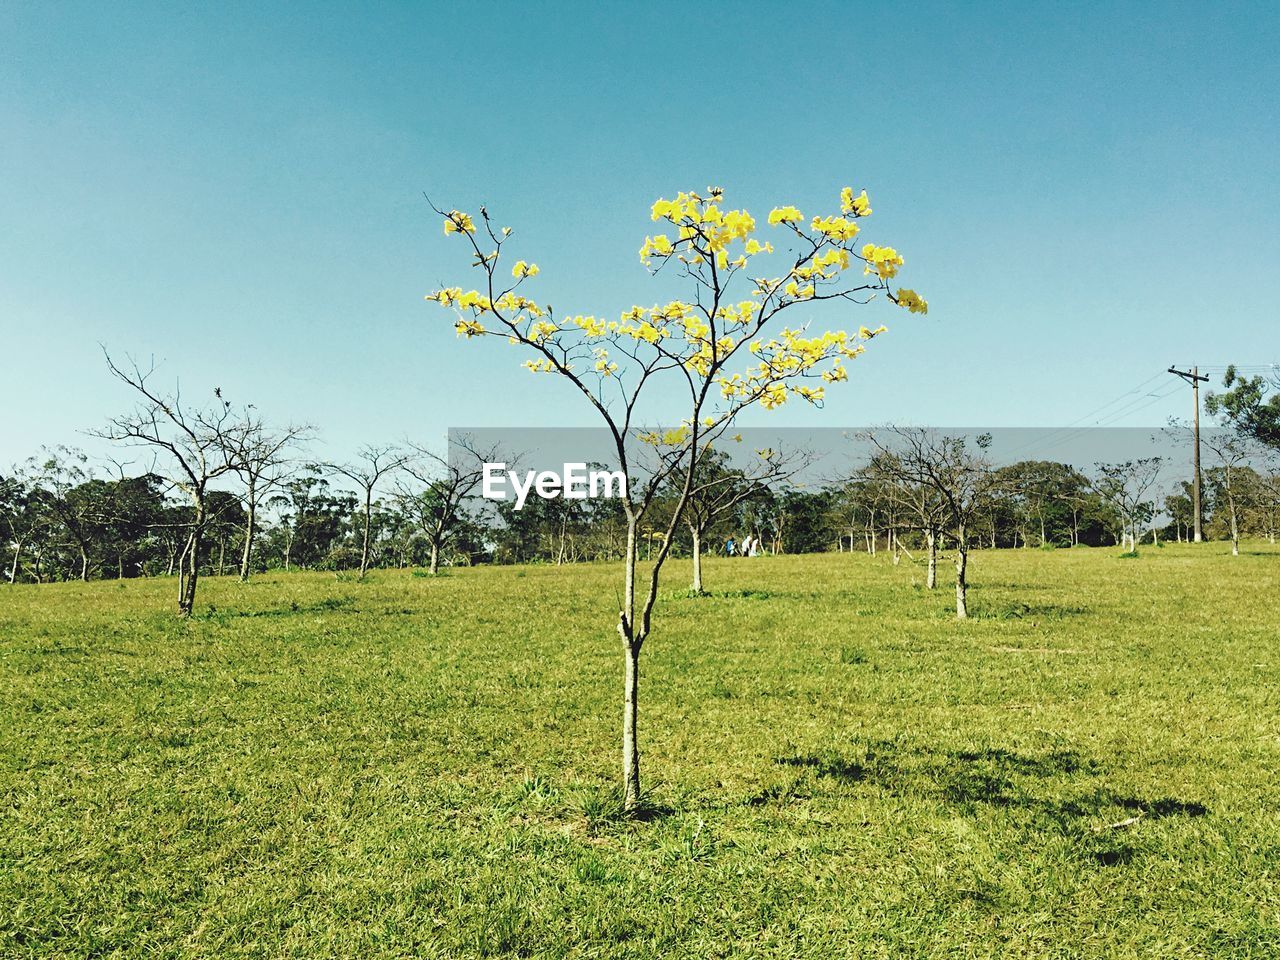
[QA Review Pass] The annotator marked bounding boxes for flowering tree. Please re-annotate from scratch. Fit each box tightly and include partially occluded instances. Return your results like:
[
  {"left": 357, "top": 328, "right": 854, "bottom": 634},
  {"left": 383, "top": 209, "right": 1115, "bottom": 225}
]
[{"left": 426, "top": 185, "right": 927, "bottom": 811}]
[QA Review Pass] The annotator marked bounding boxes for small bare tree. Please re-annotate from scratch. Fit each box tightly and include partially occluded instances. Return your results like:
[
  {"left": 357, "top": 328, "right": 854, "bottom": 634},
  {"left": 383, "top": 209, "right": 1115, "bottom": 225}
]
[
  {"left": 860, "top": 449, "right": 947, "bottom": 587},
  {"left": 1, "top": 462, "right": 48, "bottom": 584},
  {"left": 675, "top": 445, "right": 807, "bottom": 592},
  {"left": 396, "top": 435, "right": 497, "bottom": 575},
  {"left": 324, "top": 444, "right": 408, "bottom": 578},
  {"left": 227, "top": 414, "right": 311, "bottom": 581},
  {"left": 1092, "top": 459, "right": 1163, "bottom": 552},
  {"left": 94, "top": 353, "right": 245, "bottom": 616},
  {"left": 862, "top": 428, "right": 991, "bottom": 618},
  {"left": 1201, "top": 432, "right": 1256, "bottom": 556}
]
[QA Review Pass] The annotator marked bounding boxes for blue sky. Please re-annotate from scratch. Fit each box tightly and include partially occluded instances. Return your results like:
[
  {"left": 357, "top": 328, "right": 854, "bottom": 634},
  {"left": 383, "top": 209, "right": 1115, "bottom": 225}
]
[{"left": 2, "top": 1, "right": 1277, "bottom": 466}]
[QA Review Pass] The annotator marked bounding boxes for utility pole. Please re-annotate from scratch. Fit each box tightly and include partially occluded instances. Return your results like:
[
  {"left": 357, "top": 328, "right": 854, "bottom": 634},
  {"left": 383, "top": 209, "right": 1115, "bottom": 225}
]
[{"left": 1168, "top": 365, "right": 1208, "bottom": 542}]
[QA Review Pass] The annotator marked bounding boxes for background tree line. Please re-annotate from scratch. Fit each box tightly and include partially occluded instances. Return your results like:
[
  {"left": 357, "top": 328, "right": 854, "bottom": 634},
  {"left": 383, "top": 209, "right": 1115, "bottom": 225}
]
[{"left": 4, "top": 362, "right": 1278, "bottom": 603}]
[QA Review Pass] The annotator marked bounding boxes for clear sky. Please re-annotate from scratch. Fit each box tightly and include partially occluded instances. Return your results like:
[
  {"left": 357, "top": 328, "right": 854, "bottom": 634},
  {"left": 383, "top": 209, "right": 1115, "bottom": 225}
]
[{"left": 2, "top": 1, "right": 1277, "bottom": 467}]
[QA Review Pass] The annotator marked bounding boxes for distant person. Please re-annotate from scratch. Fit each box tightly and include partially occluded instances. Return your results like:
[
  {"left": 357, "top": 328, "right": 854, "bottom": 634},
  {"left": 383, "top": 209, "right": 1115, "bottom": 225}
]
[
  {"left": 741, "top": 534, "right": 754, "bottom": 557},
  {"left": 725, "top": 537, "right": 736, "bottom": 556}
]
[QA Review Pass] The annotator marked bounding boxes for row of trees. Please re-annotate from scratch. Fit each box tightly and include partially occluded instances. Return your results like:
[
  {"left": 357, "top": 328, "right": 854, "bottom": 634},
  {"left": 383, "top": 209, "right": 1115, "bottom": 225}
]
[
  {"left": 0, "top": 355, "right": 508, "bottom": 615},
  {"left": 9, "top": 418, "right": 1278, "bottom": 595}
]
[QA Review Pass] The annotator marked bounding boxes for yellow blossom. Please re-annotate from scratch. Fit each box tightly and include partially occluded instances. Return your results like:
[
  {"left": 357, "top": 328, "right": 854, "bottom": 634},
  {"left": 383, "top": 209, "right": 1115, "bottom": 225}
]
[
  {"left": 443, "top": 210, "right": 475, "bottom": 235},
  {"left": 895, "top": 288, "right": 928, "bottom": 314},
  {"left": 767, "top": 205, "right": 804, "bottom": 226}
]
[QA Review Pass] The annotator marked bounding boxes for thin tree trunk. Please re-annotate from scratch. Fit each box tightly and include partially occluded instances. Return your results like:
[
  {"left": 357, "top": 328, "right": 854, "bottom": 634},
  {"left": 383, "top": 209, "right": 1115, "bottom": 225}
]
[
  {"left": 359, "top": 492, "right": 372, "bottom": 578},
  {"left": 619, "top": 517, "right": 642, "bottom": 812},
  {"left": 955, "top": 524, "right": 968, "bottom": 619},
  {"left": 179, "top": 503, "right": 204, "bottom": 617},
  {"left": 1229, "top": 492, "right": 1239, "bottom": 556},
  {"left": 429, "top": 539, "right": 440, "bottom": 575},
  {"left": 181, "top": 532, "right": 200, "bottom": 616},
  {"left": 176, "top": 534, "right": 191, "bottom": 598},
  {"left": 622, "top": 641, "right": 641, "bottom": 811},
  {"left": 239, "top": 488, "right": 256, "bottom": 581},
  {"left": 926, "top": 528, "right": 937, "bottom": 589},
  {"left": 8, "top": 541, "right": 22, "bottom": 584},
  {"left": 690, "top": 524, "right": 703, "bottom": 592}
]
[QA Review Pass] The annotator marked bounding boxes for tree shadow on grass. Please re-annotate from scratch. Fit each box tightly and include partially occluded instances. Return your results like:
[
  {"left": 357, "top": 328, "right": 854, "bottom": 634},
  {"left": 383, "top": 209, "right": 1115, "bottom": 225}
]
[
  {"left": 980, "top": 601, "right": 1090, "bottom": 621},
  {"left": 772, "top": 740, "right": 1207, "bottom": 864},
  {"left": 205, "top": 596, "right": 358, "bottom": 619}
]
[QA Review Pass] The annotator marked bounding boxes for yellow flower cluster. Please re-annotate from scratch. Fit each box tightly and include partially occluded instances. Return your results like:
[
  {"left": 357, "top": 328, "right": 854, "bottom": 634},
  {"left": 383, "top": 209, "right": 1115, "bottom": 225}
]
[
  {"left": 767, "top": 205, "right": 804, "bottom": 226},
  {"left": 840, "top": 188, "right": 872, "bottom": 217},
  {"left": 592, "top": 348, "right": 619, "bottom": 376},
  {"left": 761, "top": 382, "right": 787, "bottom": 409},
  {"left": 529, "top": 320, "right": 559, "bottom": 342},
  {"left": 428, "top": 186, "right": 925, "bottom": 422},
  {"left": 811, "top": 216, "right": 861, "bottom": 242},
  {"left": 822, "top": 362, "right": 848, "bottom": 383},
  {"left": 714, "top": 300, "right": 760, "bottom": 325},
  {"left": 861, "top": 244, "right": 904, "bottom": 280},
  {"left": 494, "top": 292, "right": 544, "bottom": 317},
  {"left": 895, "top": 288, "right": 929, "bottom": 314},
  {"left": 443, "top": 210, "right": 475, "bottom": 235},
  {"left": 638, "top": 234, "right": 674, "bottom": 263},
  {"left": 645, "top": 191, "right": 762, "bottom": 269},
  {"left": 569, "top": 314, "right": 607, "bottom": 337},
  {"left": 430, "top": 288, "right": 491, "bottom": 311},
  {"left": 637, "top": 425, "right": 692, "bottom": 447}
]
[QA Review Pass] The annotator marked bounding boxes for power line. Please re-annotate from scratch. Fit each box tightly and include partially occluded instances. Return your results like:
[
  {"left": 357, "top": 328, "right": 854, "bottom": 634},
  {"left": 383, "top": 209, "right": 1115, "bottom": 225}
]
[
  {"left": 1008, "top": 377, "right": 1180, "bottom": 461},
  {"left": 999, "top": 370, "right": 1168, "bottom": 460}
]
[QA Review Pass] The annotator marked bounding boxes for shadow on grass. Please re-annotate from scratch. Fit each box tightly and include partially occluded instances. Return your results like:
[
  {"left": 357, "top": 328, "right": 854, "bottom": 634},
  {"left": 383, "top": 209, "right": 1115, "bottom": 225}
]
[
  {"left": 982, "top": 602, "right": 1089, "bottom": 621},
  {"left": 205, "top": 596, "right": 357, "bottom": 619},
  {"left": 662, "top": 588, "right": 775, "bottom": 601},
  {"left": 772, "top": 740, "right": 1207, "bottom": 864}
]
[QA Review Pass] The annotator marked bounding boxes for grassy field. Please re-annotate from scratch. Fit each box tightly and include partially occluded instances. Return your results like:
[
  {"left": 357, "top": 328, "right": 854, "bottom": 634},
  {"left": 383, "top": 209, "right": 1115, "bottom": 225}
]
[{"left": 2, "top": 544, "right": 1279, "bottom": 958}]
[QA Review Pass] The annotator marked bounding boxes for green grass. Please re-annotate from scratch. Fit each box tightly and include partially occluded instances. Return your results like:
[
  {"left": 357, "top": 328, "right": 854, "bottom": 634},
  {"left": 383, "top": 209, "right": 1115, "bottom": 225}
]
[{"left": 2, "top": 544, "right": 1279, "bottom": 958}]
